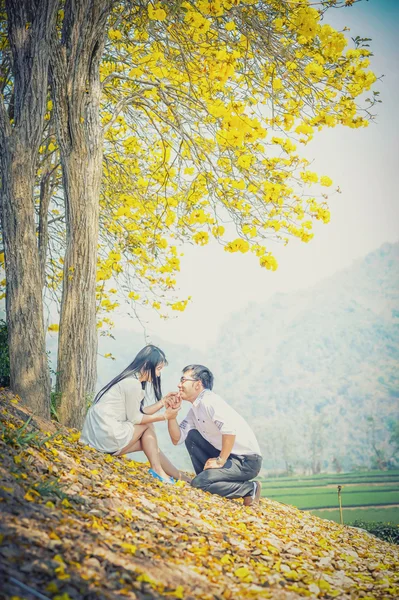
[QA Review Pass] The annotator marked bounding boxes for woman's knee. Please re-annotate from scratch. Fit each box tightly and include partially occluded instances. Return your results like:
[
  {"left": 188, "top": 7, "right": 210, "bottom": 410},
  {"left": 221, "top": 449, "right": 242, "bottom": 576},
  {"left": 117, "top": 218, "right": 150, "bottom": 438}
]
[
  {"left": 140, "top": 423, "right": 156, "bottom": 439},
  {"left": 142, "top": 424, "right": 158, "bottom": 445}
]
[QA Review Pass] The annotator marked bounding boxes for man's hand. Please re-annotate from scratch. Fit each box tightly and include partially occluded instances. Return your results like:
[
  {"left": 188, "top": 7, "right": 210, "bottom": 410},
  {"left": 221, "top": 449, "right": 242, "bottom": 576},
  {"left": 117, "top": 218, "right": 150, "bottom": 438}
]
[
  {"left": 164, "top": 406, "right": 181, "bottom": 420},
  {"left": 204, "top": 457, "right": 226, "bottom": 470},
  {"left": 163, "top": 393, "right": 182, "bottom": 410}
]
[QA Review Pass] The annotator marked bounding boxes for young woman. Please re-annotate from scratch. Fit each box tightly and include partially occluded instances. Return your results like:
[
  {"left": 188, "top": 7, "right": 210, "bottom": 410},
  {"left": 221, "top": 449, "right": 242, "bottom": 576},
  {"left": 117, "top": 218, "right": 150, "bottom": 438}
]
[{"left": 80, "top": 344, "right": 188, "bottom": 483}]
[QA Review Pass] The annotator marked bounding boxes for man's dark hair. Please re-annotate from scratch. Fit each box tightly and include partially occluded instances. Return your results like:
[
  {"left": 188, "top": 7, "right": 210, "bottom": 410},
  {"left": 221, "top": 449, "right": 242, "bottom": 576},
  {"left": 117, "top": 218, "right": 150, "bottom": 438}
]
[{"left": 183, "top": 364, "right": 214, "bottom": 390}]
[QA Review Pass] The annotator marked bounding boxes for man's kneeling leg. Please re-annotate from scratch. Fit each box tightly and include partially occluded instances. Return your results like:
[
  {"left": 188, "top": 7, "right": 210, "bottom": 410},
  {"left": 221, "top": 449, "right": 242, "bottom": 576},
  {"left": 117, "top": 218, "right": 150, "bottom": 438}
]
[
  {"left": 185, "top": 429, "right": 219, "bottom": 474},
  {"left": 191, "top": 467, "right": 219, "bottom": 491},
  {"left": 191, "top": 466, "right": 253, "bottom": 499}
]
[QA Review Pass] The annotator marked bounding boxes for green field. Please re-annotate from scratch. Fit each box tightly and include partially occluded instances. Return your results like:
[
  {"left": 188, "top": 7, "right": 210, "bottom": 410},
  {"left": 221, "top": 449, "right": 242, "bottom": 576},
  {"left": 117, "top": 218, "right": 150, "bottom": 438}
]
[
  {"left": 259, "top": 470, "right": 399, "bottom": 525},
  {"left": 310, "top": 507, "right": 399, "bottom": 525}
]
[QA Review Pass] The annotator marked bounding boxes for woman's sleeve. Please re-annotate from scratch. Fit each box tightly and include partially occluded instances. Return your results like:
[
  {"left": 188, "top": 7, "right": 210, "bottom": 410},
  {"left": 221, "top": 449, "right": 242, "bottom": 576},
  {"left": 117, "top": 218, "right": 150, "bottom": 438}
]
[{"left": 122, "top": 378, "right": 144, "bottom": 425}]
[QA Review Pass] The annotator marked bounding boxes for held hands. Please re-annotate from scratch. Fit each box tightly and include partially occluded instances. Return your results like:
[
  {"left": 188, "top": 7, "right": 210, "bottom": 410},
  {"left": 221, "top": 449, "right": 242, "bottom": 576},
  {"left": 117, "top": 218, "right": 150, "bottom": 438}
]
[
  {"left": 160, "top": 392, "right": 181, "bottom": 421},
  {"left": 162, "top": 392, "right": 182, "bottom": 410}
]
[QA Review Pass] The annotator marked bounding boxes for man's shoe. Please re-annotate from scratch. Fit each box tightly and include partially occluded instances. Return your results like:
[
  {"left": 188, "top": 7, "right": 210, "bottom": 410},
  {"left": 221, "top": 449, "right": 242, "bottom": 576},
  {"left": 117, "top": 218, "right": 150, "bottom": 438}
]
[{"left": 243, "top": 481, "right": 262, "bottom": 506}]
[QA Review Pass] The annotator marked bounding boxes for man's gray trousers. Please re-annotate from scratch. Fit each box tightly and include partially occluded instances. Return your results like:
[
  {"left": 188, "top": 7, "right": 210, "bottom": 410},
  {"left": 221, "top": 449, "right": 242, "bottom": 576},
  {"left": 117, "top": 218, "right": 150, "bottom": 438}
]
[{"left": 185, "top": 429, "right": 262, "bottom": 499}]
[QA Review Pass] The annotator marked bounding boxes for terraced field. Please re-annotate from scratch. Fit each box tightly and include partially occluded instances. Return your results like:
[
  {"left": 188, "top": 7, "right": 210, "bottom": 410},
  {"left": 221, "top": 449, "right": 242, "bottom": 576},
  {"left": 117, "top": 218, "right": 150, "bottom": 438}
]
[{"left": 260, "top": 470, "right": 399, "bottom": 525}]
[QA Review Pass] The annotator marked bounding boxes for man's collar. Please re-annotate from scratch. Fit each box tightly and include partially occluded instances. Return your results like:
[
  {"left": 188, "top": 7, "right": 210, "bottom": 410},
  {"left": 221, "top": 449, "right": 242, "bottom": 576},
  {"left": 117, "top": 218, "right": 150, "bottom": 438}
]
[{"left": 193, "top": 388, "right": 209, "bottom": 408}]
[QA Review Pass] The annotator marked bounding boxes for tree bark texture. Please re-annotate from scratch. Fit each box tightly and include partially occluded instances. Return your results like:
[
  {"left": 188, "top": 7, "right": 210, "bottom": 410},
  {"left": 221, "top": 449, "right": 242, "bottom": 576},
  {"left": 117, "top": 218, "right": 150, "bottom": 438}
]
[
  {"left": 50, "top": 0, "right": 113, "bottom": 428},
  {"left": 38, "top": 154, "right": 58, "bottom": 289},
  {"left": 0, "top": 0, "right": 59, "bottom": 418}
]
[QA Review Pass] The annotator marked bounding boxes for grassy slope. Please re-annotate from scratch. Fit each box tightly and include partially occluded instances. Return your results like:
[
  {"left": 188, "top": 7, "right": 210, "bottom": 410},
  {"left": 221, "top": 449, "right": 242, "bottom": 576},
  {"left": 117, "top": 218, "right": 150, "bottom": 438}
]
[
  {"left": 261, "top": 489, "right": 399, "bottom": 510},
  {"left": 1, "top": 390, "right": 399, "bottom": 600},
  {"left": 310, "top": 507, "right": 399, "bottom": 526},
  {"left": 260, "top": 472, "right": 399, "bottom": 488},
  {"left": 259, "top": 474, "right": 399, "bottom": 519}
]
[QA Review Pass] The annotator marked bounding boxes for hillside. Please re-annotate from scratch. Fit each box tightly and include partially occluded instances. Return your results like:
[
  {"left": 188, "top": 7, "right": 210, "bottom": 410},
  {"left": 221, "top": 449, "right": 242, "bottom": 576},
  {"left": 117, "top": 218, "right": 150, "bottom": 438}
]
[{"left": 1, "top": 390, "right": 399, "bottom": 600}]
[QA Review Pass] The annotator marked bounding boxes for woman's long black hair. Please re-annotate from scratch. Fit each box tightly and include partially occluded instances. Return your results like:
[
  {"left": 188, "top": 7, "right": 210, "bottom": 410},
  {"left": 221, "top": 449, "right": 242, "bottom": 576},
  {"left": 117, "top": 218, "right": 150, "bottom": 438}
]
[{"left": 93, "top": 345, "right": 167, "bottom": 405}]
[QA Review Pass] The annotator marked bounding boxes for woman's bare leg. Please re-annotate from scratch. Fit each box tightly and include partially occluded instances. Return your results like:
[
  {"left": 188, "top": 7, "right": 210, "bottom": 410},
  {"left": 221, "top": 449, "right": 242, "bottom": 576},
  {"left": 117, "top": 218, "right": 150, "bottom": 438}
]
[
  {"left": 118, "top": 439, "right": 142, "bottom": 454},
  {"left": 114, "top": 423, "right": 149, "bottom": 456},
  {"left": 159, "top": 450, "right": 192, "bottom": 483},
  {"left": 140, "top": 426, "right": 171, "bottom": 480},
  {"left": 114, "top": 424, "right": 170, "bottom": 479},
  {"left": 114, "top": 425, "right": 190, "bottom": 482}
]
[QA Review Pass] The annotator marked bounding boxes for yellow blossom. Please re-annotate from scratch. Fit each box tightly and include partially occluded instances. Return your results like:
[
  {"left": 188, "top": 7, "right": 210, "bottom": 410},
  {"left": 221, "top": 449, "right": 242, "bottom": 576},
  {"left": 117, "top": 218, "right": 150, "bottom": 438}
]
[
  {"left": 148, "top": 4, "right": 167, "bottom": 21},
  {"left": 193, "top": 232, "right": 209, "bottom": 245},
  {"left": 320, "top": 176, "right": 333, "bottom": 187}
]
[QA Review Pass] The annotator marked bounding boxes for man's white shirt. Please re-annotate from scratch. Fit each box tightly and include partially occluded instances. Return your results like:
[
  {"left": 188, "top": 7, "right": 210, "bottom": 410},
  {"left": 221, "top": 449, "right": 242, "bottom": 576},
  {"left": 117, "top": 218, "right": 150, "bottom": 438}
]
[{"left": 177, "top": 389, "right": 261, "bottom": 456}]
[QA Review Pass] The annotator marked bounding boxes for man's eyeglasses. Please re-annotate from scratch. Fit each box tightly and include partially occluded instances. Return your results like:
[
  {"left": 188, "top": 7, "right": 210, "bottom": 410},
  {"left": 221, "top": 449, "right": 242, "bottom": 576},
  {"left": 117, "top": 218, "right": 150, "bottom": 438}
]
[{"left": 180, "top": 377, "right": 197, "bottom": 383}]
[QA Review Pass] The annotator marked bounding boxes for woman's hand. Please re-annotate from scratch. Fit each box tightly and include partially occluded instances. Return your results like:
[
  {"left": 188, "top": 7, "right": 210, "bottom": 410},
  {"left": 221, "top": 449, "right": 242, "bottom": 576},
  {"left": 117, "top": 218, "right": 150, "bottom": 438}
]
[
  {"left": 163, "top": 392, "right": 181, "bottom": 410},
  {"left": 143, "top": 394, "right": 173, "bottom": 415}
]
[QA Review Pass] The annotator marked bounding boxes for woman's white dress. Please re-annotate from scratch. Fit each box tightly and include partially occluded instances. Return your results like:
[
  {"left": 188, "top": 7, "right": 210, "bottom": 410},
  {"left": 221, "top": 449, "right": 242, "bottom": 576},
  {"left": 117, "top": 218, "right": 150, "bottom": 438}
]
[{"left": 80, "top": 376, "right": 145, "bottom": 453}]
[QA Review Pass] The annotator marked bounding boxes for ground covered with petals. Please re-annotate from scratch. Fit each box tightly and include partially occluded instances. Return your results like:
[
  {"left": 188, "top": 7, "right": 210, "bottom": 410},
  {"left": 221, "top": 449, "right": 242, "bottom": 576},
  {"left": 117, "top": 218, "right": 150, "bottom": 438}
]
[{"left": 0, "top": 390, "right": 398, "bottom": 600}]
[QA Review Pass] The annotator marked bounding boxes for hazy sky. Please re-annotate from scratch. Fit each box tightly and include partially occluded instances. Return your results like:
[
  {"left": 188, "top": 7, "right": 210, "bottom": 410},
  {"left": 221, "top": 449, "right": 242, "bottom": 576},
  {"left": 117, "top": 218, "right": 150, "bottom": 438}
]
[{"left": 106, "top": 0, "right": 398, "bottom": 353}]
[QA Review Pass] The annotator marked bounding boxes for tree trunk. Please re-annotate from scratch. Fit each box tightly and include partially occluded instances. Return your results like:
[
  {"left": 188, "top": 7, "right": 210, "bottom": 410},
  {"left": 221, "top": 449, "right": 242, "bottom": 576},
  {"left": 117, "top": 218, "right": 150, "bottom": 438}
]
[
  {"left": 50, "top": 0, "right": 112, "bottom": 428},
  {"left": 38, "top": 152, "right": 58, "bottom": 289},
  {"left": 55, "top": 145, "right": 102, "bottom": 428},
  {"left": 0, "top": 0, "right": 59, "bottom": 417},
  {"left": 0, "top": 144, "right": 51, "bottom": 417}
]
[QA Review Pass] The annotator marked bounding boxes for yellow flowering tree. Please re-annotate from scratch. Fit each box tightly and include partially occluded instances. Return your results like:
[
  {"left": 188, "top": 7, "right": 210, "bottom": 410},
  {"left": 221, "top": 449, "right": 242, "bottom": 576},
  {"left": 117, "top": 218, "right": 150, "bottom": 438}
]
[
  {"left": 96, "top": 0, "right": 377, "bottom": 307},
  {"left": 0, "top": 0, "right": 378, "bottom": 425}
]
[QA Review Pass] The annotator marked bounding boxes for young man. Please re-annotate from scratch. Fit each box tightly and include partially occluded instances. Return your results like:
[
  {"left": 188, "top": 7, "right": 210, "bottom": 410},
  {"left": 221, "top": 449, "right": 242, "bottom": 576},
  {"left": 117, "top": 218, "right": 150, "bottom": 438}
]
[{"left": 166, "top": 364, "right": 262, "bottom": 506}]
